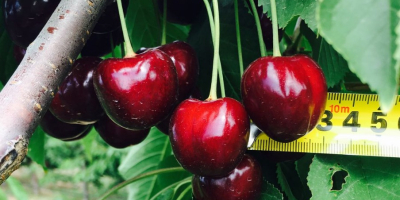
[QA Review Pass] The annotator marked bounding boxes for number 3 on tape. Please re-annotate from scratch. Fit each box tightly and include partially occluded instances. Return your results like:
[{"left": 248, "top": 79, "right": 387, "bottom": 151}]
[{"left": 249, "top": 92, "right": 400, "bottom": 158}]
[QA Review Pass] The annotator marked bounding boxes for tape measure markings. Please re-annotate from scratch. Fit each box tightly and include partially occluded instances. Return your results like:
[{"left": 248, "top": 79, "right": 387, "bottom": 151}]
[{"left": 249, "top": 92, "right": 400, "bottom": 158}]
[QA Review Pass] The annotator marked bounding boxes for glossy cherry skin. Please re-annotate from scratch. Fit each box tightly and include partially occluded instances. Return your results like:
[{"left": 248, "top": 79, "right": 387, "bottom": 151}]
[
  {"left": 62, "top": 127, "right": 92, "bottom": 141},
  {"left": 95, "top": 115, "right": 150, "bottom": 148},
  {"left": 241, "top": 55, "right": 327, "bottom": 142},
  {"left": 170, "top": 97, "right": 250, "bottom": 177},
  {"left": 156, "top": 87, "right": 202, "bottom": 135},
  {"left": 40, "top": 111, "right": 92, "bottom": 141},
  {"left": 192, "top": 154, "right": 263, "bottom": 200},
  {"left": 50, "top": 57, "right": 104, "bottom": 125},
  {"left": 158, "top": 41, "right": 199, "bottom": 101},
  {"left": 3, "top": 0, "right": 61, "bottom": 48},
  {"left": 93, "top": 49, "right": 178, "bottom": 130},
  {"left": 13, "top": 45, "right": 26, "bottom": 64},
  {"left": 157, "top": 0, "right": 203, "bottom": 25}
]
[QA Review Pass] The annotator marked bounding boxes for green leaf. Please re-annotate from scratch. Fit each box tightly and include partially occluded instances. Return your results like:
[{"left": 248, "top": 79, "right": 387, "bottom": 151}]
[
  {"left": 27, "top": 126, "right": 46, "bottom": 167},
  {"left": 395, "top": 11, "right": 400, "bottom": 72},
  {"left": 295, "top": 154, "right": 314, "bottom": 190},
  {"left": 258, "top": 0, "right": 318, "bottom": 30},
  {"left": 125, "top": 0, "right": 189, "bottom": 50},
  {"left": 5, "top": 177, "right": 29, "bottom": 200},
  {"left": 317, "top": 0, "right": 400, "bottom": 112},
  {"left": 80, "top": 127, "right": 97, "bottom": 163},
  {"left": 118, "top": 128, "right": 189, "bottom": 200},
  {"left": 187, "top": 1, "right": 259, "bottom": 100},
  {"left": 277, "top": 162, "right": 309, "bottom": 200},
  {"left": 260, "top": 181, "right": 283, "bottom": 200},
  {"left": 308, "top": 154, "right": 400, "bottom": 199}
]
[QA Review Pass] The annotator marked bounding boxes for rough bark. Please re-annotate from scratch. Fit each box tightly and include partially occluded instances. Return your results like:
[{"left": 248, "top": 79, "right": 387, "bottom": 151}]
[{"left": 0, "top": 0, "right": 108, "bottom": 184}]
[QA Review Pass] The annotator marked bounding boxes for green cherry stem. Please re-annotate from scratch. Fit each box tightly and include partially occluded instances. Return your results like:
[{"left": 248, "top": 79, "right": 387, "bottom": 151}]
[
  {"left": 161, "top": 0, "right": 167, "bottom": 45},
  {"left": 234, "top": 0, "right": 244, "bottom": 76},
  {"left": 208, "top": 0, "right": 221, "bottom": 100},
  {"left": 175, "top": 184, "right": 192, "bottom": 200},
  {"left": 270, "top": 0, "right": 281, "bottom": 57},
  {"left": 117, "top": 0, "right": 135, "bottom": 57},
  {"left": 249, "top": 0, "right": 266, "bottom": 57},
  {"left": 98, "top": 167, "right": 185, "bottom": 200}
]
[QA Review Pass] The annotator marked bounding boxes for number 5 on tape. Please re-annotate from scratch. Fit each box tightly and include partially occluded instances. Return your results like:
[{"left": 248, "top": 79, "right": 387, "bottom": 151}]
[{"left": 248, "top": 92, "right": 400, "bottom": 158}]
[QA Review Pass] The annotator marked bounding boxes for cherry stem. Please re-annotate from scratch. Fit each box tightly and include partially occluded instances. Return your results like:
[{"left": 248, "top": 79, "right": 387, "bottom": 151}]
[
  {"left": 161, "top": 0, "right": 167, "bottom": 45},
  {"left": 270, "top": 0, "right": 281, "bottom": 57},
  {"left": 117, "top": 0, "right": 136, "bottom": 57},
  {"left": 98, "top": 167, "right": 185, "bottom": 200},
  {"left": 203, "top": 0, "right": 224, "bottom": 98},
  {"left": 234, "top": 0, "right": 244, "bottom": 76},
  {"left": 207, "top": 0, "right": 221, "bottom": 100},
  {"left": 249, "top": 0, "right": 267, "bottom": 57}
]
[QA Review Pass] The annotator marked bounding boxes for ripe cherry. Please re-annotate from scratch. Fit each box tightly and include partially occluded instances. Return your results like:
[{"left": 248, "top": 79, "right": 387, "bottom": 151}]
[
  {"left": 95, "top": 115, "right": 150, "bottom": 148},
  {"left": 241, "top": 55, "right": 327, "bottom": 142},
  {"left": 93, "top": 49, "right": 178, "bottom": 130},
  {"left": 192, "top": 154, "right": 263, "bottom": 200},
  {"left": 50, "top": 57, "right": 104, "bottom": 125},
  {"left": 40, "top": 111, "right": 92, "bottom": 141},
  {"left": 3, "top": 0, "right": 61, "bottom": 48},
  {"left": 156, "top": 87, "right": 202, "bottom": 135},
  {"left": 170, "top": 97, "right": 249, "bottom": 177}
]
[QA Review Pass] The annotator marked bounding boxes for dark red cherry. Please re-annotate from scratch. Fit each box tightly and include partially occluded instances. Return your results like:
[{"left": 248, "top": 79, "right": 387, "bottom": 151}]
[
  {"left": 241, "top": 55, "right": 327, "bottom": 142},
  {"left": 3, "top": 0, "right": 61, "bottom": 48},
  {"left": 157, "top": 0, "right": 203, "bottom": 25},
  {"left": 156, "top": 87, "right": 202, "bottom": 135},
  {"left": 40, "top": 111, "right": 91, "bottom": 141},
  {"left": 158, "top": 41, "right": 199, "bottom": 101},
  {"left": 95, "top": 115, "right": 150, "bottom": 148},
  {"left": 170, "top": 97, "right": 250, "bottom": 177},
  {"left": 50, "top": 57, "right": 104, "bottom": 125},
  {"left": 13, "top": 45, "right": 26, "bottom": 64},
  {"left": 62, "top": 127, "right": 92, "bottom": 141},
  {"left": 192, "top": 154, "right": 263, "bottom": 200},
  {"left": 93, "top": 0, "right": 129, "bottom": 34},
  {"left": 93, "top": 49, "right": 178, "bottom": 130},
  {"left": 81, "top": 29, "right": 124, "bottom": 57}
]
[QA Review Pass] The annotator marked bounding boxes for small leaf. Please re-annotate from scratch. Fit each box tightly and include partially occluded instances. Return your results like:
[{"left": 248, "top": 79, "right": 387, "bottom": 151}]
[
  {"left": 5, "top": 177, "right": 29, "bottom": 200},
  {"left": 258, "top": 0, "right": 318, "bottom": 30},
  {"left": 309, "top": 154, "right": 400, "bottom": 200},
  {"left": 260, "top": 181, "right": 283, "bottom": 200},
  {"left": 317, "top": 0, "right": 400, "bottom": 112},
  {"left": 27, "top": 126, "right": 46, "bottom": 167}
]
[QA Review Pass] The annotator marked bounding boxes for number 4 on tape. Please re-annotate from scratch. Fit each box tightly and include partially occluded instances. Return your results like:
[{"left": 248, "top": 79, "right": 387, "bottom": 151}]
[{"left": 248, "top": 92, "right": 400, "bottom": 158}]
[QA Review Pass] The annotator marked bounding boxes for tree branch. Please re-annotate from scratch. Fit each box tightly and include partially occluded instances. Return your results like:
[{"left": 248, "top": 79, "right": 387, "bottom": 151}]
[{"left": 0, "top": 0, "right": 108, "bottom": 184}]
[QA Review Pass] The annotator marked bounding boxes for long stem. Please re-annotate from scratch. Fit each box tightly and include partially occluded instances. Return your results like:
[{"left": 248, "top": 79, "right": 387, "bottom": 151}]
[
  {"left": 98, "top": 167, "right": 185, "bottom": 200},
  {"left": 234, "top": 0, "right": 244, "bottom": 76},
  {"left": 161, "top": 0, "right": 167, "bottom": 45},
  {"left": 202, "top": 0, "right": 225, "bottom": 98},
  {"left": 208, "top": 0, "right": 221, "bottom": 100},
  {"left": 117, "top": 0, "right": 135, "bottom": 57},
  {"left": 249, "top": 0, "right": 266, "bottom": 57},
  {"left": 176, "top": 184, "right": 192, "bottom": 200},
  {"left": 270, "top": 0, "right": 281, "bottom": 57}
]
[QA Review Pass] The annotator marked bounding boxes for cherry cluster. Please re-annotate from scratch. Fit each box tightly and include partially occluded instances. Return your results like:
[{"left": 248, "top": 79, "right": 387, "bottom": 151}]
[{"left": 3, "top": 0, "right": 329, "bottom": 199}]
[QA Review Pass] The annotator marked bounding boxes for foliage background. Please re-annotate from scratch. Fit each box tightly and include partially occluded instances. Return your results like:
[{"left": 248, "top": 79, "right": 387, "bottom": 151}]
[{"left": 0, "top": 0, "right": 399, "bottom": 199}]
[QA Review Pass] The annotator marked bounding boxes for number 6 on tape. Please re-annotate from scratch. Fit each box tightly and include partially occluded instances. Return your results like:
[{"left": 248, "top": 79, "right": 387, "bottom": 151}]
[{"left": 248, "top": 92, "right": 400, "bottom": 158}]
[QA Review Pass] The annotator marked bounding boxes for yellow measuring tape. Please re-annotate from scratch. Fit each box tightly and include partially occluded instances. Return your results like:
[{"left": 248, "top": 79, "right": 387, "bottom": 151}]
[{"left": 248, "top": 92, "right": 400, "bottom": 158}]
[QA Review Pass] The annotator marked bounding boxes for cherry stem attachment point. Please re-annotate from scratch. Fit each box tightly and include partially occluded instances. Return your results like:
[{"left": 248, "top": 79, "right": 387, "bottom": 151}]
[
  {"left": 270, "top": 0, "right": 281, "bottom": 57},
  {"left": 117, "top": 0, "right": 135, "bottom": 57},
  {"left": 249, "top": 0, "right": 267, "bottom": 57},
  {"left": 161, "top": 0, "right": 167, "bottom": 45}
]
